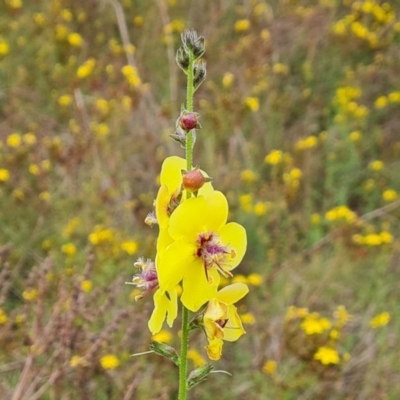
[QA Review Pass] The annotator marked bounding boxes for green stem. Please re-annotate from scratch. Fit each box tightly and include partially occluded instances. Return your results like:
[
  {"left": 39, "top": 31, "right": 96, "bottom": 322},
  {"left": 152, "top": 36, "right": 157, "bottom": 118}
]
[{"left": 178, "top": 49, "right": 195, "bottom": 400}]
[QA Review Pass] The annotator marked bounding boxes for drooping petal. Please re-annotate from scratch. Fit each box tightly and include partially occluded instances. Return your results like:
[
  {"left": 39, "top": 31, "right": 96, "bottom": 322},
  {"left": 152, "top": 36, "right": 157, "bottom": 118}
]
[
  {"left": 205, "top": 337, "right": 224, "bottom": 361},
  {"left": 215, "top": 282, "right": 249, "bottom": 305},
  {"left": 204, "top": 299, "right": 228, "bottom": 340},
  {"left": 218, "top": 222, "right": 247, "bottom": 271},
  {"left": 168, "top": 196, "right": 208, "bottom": 242},
  {"left": 166, "top": 289, "right": 178, "bottom": 327},
  {"left": 222, "top": 305, "right": 246, "bottom": 342},
  {"left": 202, "top": 191, "right": 228, "bottom": 232},
  {"left": 160, "top": 156, "right": 186, "bottom": 195},
  {"left": 181, "top": 264, "right": 220, "bottom": 312},
  {"left": 157, "top": 240, "right": 195, "bottom": 291},
  {"left": 148, "top": 289, "right": 169, "bottom": 335},
  {"left": 155, "top": 185, "right": 171, "bottom": 228}
]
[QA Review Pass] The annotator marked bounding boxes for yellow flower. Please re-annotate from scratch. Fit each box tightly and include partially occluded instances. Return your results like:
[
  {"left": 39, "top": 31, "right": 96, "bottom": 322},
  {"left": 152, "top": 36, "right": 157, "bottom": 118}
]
[
  {"left": 382, "top": 189, "right": 398, "bottom": 202},
  {"left": 244, "top": 97, "right": 259, "bottom": 112},
  {"left": 121, "top": 65, "right": 141, "bottom": 87},
  {"left": 121, "top": 240, "right": 138, "bottom": 255},
  {"left": 70, "top": 355, "right": 89, "bottom": 368},
  {"left": 363, "top": 233, "right": 382, "bottom": 246},
  {"left": 23, "top": 133, "right": 37, "bottom": 145},
  {"left": 203, "top": 283, "right": 248, "bottom": 360},
  {"left": 222, "top": 72, "right": 234, "bottom": 88},
  {"left": 247, "top": 273, "right": 263, "bottom": 286},
  {"left": 314, "top": 346, "right": 340, "bottom": 365},
  {"left": 301, "top": 313, "right": 331, "bottom": 335},
  {"left": 374, "top": 96, "right": 388, "bottom": 109},
  {"left": 0, "top": 169, "right": 10, "bottom": 182},
  {"left": 273, "top": 63, "right": 289, "bottom": 75},
  {"left": 240, "top": 169, "right": 257, "bottom": 183},
  {"left": 81, "top": 280, "right": 92, "bottom": 292},
  {"left": 380, "top": 231, "right": 393, "bottom": 244},
  {"left": 7, "top": 133, "right": 22, "bottom": 148},
  {"left": 158, "top": 190, "right": 247, "bottom": 312},
  {"left": 133, "top": 16, "right": 144, "bottom": 26},
  {"left": 0, "top": 40, "right": 10, "bottom": 56},
  {"left": 264, "top": 149, "right": 283, "bottom": 165},
  {"left": 310, "top": 213, "right": 321, "bottom": 225},
  {"left": 152, "top": 330, "right": 172, "bottom": 343},
  {"left": 188, "top": 349, "right": 206, "bottom": 367},
  {"left": 369, "top": 312, "right": 390, "bottom": 328},
  {"left": 369, "top": 160, "right": 384, "bottom": 171},
  {"left": 77, "top": 58, "right": 96, "bottom": 79},
  {"left": 61, "top": 243, "right": 77, "bottom": 257},
  {"left": 334, "top": 305, "right": 352, "bottom": 326},
  {"left": 253, "top": 201, "right": 269, "bottom": 216},
  {"left": 68, "top": 32, "right": 83, "bottom": 47},
  {"left": 388, "top": 91, "right": 400, "bottom": 103},
  {"left": 23, "top": 289, "right": 38, "bottom": 301},
  {"left": 58, "top": 94, "right": 73, "bottom": 107},
  {"left": 0, "top": 308, "right": 8, "bottom": 324},
  {"left": 349, "top": 130, "right": 362, "bottom": 141},
  {"left": 240, "top": 312, "right": 255, "bottom": 325},
  {"left": 235, "top": 19, "right": 250, "bottom": 33},
  {"left": 100, "top": 354, "right": 120, "bottom": 369},
  {"left": 262, "top": 360, "right": 277, "bottom": 375}
]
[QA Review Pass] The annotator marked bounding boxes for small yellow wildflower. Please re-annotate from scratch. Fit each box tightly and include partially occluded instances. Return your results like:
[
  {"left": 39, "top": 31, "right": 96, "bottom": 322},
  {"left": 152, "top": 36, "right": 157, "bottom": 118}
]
[
  {"left": 262, "top": 360, "right": 277, "bottom": 375},
  {"left": 121, "top": 240, "right": 138, "bottom": 255},
  {"left": 235, "top": 19, "right": 250, "bottom": 33},
  {"left": 7, "top": 133, "right": 22, "bottom": 148},
  {"left": 61, "top": 9, "right": 73, "bottom": 22},
  {"left": 39, "top": 191, "right": 51, "bottom": 201},
  {"left": 33, "top": 13, "right": 46, "bottom": 26},
  {"left": 81, "top": 280, "right": 92, "bottom": 292},
  {"left": 301, "top": 313, "right": 331, "bottom": 335},
  {"left": 369, "top": 160, "right": 384, "bottom": 171},
  {"left": 23, "top": 289, "right": 38, "bottom": 301},
  {"left": 77, "top": 58, "right": 96, "bottom": 79},
  {"left": 0, "top": 41, "right": 10, "bottom": 56},
  {"left": 239, "top": 194, "right": 253, "bottom": 213},
  {"left": 310, "top": 213, "right": 321, "bottom": 225},
  {"left": 41, "top": 159, "right": 51, "bottom": 171},
  {"left": 374, "top": 96, "right": 388, "bottom": 109},
  {"left": 240, "top": 312, "right": 256, "bottom": 325},
  {"left": 100, "top": 354, "right": 120, "bottom": 370},
  {"left": 334, "top": 305, "right": 352, "bottom": 326},
  {"left": 240, "top": 169, "right": 257, "bottom": 183},
  {"left": 314, "top": 346, "right": 340, "bottom": 365},
  {"left": 70, "top": 355, "right": 89, "bottom": 368},
  {"left": 253, "top": 201, "right": 269, "bottom": 216},
  {"left": 61, "top": 243, "right": 77, "bottom": 257},
  {"left": 188, "top": 349, "right": 206, "bottom": 367},
  {"left": 133, "top": 16, "right": 144, "bottom": 26},
  {"left": 363, "top": 233, "right": 382, "bottom": 246},
  {"left": 0, "top": 169, "right": 10, "bottom": 182},
  {"left": 68, "top": 33, "right": 83, "bottom": 47},
  {"left": 121, "top": 65, "right": 141, "bottom": 87},
  {"left": 369, "top": 312, "right": 390, "bottom": 328},
  {"left": 247, "top": 273, "right": 263, "bottom": 286},
  {"left": 244, "top": 97, "right": 259, "bottom": 112},
  {"left": 388, "top": 91, "right": 400, "bottom": 103},
  {"left": 260, "top": 29, "right": 270, "bottom": 41},
  {"left": 232, "top": 274, "right": 248, "bottom": 284},
  {"left": 349, "top": 130, "right": 362, "bottom": 141},
  {"left": 379, "top": 231, "right": 393, "bottom": 244},
  {"left": 29, "top": 164, "right": 40, "bottom": 175},
  {"left": 152, "top": 330, "right": 172, "bottom": 343},
  {"left": 93, "top": 123, "right": 110, "bottom": 138},
  {"left": 264, "top": 149, "right": 283, "bottom": 165},
  {"left": 23, "top": 133, "right": 37, "bottom": 145},
  {"left": 382, "top": 189, "right": 398, "bottom": 202},
  {"left": 0, "top": 308, "right": 8, "bottom": 324},
  {"left": 296, "top": 136, "right": 318, "bottom": 150},
  {"left": 273, "top": 63, "right": 289, "bottom": 75},
  {"left": 222, "top": 72, "right": 234, "bottom": 89},
  {"left": 58, "top": 94, "right": 73, "bottom": 107}
]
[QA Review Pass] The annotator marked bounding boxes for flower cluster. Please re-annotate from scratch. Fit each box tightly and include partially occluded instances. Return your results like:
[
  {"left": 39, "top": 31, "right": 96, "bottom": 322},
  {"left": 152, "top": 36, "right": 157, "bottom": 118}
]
[{"left": 131, "top": 155, "right": 248, "bottom": 360}]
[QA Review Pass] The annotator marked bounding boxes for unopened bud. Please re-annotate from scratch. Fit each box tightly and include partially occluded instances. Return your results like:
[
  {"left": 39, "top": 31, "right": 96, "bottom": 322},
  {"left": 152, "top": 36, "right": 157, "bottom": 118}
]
[
  {"left": 170, "top": 127, "right": 187, "bottom": 147},
  {"left": 187, "top": 363, "right": 214, "bottom": 390},
  {"left": 194, "top": 61, "right": 207, "bottom": 91},
  {"left": 176, "top": 47, "right": 190, "bottom": 72},
  {"left": 149, "top": 341, "right": 180, "bottom": 366},
  {"left": 182, "top": 169, "right": 206, "bottom": 193},
  {"left": 179, "top": 111, "right": 201, "bottom": 131}
]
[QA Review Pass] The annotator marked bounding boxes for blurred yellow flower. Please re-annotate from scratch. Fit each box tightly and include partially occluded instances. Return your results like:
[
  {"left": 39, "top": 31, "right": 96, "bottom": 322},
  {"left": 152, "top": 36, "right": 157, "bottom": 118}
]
[
  {"left": 0, "top": 41, "right": 10, "bottom": 56},
  {"left": 264, "top": 149, "right": 283, "bottom": 165},
  {"left": 23, "top": 133, "right": 37, "bottom": 145},
  {"left": 68, "top": 33, "right": 83, "bottom": 47},
  {"left": 369, "top": 312, "right": 390, "bottom": 328},
  {"left": 374, "top": 96, "right": 388, "bottom": 109},
  {"left": 262, "top": 360, "right": 277, "bottom": 375},
  {"left": 388, "top": 91, "right": 400, "bottom": 103},
  {"left": 310, "top": 213, "right": 321, "bottom": 225},
  {"left": 70, "top": 355, "right": 89, "bottom": 368},
  {"left": 152, "top": 330, "right": 172, "bottom": 343},
  {"left": 77, "top": 58, "right": 96, "bottom": 79},
  {"left": 0, "top": 169, "right": 10, "bottom": 182},
  {"left": 222, "top": 72, "right": 234, "bottom": 89},
  {"left": 244, "top": 97, "right": 259, "bottom": 112},
  {"left": 253, "top": 201, "right": 269, "bottom": 216},
  {"left": 58, "top": 94, "right": 73, "bottom": 107},
  {"left": 273, "top": 63, "right": 289, "bottom": 75},
  {"left": 100, "top": 354, "right": 120, "bottom": 369},
  {"left": 23, "top": 288, "right": 38, "bottom": 301},
  {"left": 7, "top": 133, "right": 22, "bottom": 148},
  {"left": 240, "top": 312, "right": 255, "bottom": 325},
  {"left": 325, "top": 205, "right": 356, "bottom": 223},
  {"left": 235, "top": 19, "right": 250, "bottom": 33},
  {"left": 382, "top": 189, "right": 398, "bottom": 202},
  {"left": 62, "top": 243, "right": 77, "bottom": 257},
  {"left": 121, "top": 240, "right": 138, "bottom": 255},
  {"left": 240, "top": 169, "right": 257, "bottom": 183},
  {"left": 369, "top": 160, "right": 384, "bottom": 171},
  {"left": 81, "top": 280, "right": 92, "bottom": 292},
  {"left": 29, "top": 164, "right": 40, "bottom": 175},
  {"left": 188, "top": 349, "right": 206, "bottom": 367},
  {"left": 349, "top": 130, "right": 362, "bottom": 141},
  {"left": 0, "top": 308, "right": 8, "bottom": 324},
  {"left": 379, "top": 231, "right": 393, "bottom": 244},
  {"left": 301, "top": 313, "right": 331, "bottom": 335},
  {"left": 247, "top": 273, "right": 263, "bottom": 286},
  {"left": 314, "top": 346, "right": 340, "bottom": 365},
  {"left": 133, "top": 16, "right": 144, "bottom": 26}
]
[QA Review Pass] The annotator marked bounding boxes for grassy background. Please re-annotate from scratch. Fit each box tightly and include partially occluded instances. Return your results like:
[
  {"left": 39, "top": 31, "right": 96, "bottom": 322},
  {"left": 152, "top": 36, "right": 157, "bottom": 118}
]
[{"left": 1, "top": 0, "right": 400, "bottom": 399}]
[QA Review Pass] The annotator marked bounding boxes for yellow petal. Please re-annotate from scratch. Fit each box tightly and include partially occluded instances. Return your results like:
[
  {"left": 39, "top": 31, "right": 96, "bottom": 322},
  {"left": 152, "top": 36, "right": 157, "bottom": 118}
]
[
  {"left": 156, "top": 226, "right": 173, "bottom": 254},
  {"left": 205, "top": 338, "right": 223, "bottom": 361},
  {"left": 160, "top": 156, "right": 186, "bottom": 195},
  {"left": 148, "top": 289, "right": 168, "bottom": 335},
  {"left": 223, "top": 305, "right": 246, "bottom": 342},
  {"left": 181, "top": 266, "right": 220, "bottom": 311},
  {"left": 202, "top": 191, "right": 228, "bottom": 233},
  {"left": 155, "top": 185, "right": 170, "bottom": 228},
  {"left": 168, "top": 196, "right": 208, "bottom": 242},
  {"left": 218, "top": 222, "right": 247, "bottom": 271},
  {"left": 216, "top": 282, "right": 249, "bottom": 305},
  {"left": 166, "top": 289, "right": 178, "bottom": 327},
  {"left": 157, "top": 240, "right": 195, "bottom": 290}
]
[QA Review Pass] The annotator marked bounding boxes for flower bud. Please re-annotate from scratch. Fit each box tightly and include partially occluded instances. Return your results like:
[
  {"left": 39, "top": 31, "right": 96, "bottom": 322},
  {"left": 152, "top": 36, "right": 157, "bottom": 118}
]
[
  {"left": 179, "top": 111, "right": 201, "bottom": 131},
  {"left": 187, "top": 363, "right": 214, "bottom": 390},
  {"left": 176, "top": 47, "right": 190, "bottom": 72},
  {"left": 194, "top": 61, "right": 207, "bottom": 91},
  {"left": 169, "top": 127, "right": 187, "bottom": 147},
  {"left": 149, "top": 341, "right": 180, "bottom": 366},
  {"left": 182, "top": 169, "right": 206, "bottom": 193}
]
